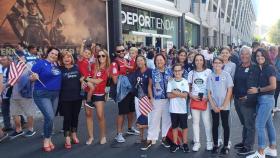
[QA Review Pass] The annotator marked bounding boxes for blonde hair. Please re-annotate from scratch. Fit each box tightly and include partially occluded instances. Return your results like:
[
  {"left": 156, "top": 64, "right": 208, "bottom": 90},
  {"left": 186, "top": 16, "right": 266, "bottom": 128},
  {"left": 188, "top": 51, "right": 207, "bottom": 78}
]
[
  {"left": 94, "top": 49, "right": 111, "bottom": 75},
  {"left": 60, "top": 50, "right": 74, "bottom": 66},
  {"left": 130, "top": 47, "right": 138, "bottom": 53}
]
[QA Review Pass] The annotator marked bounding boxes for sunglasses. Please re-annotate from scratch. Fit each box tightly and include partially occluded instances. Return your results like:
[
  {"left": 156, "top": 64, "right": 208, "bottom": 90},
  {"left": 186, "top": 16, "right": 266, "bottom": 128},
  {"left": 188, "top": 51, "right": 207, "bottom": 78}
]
[
  {"left": 116, "top": 49, "right": 125, "bottom": 53},
  {"left": 97, "top": 55, "right": 106, "bottom": 58}
]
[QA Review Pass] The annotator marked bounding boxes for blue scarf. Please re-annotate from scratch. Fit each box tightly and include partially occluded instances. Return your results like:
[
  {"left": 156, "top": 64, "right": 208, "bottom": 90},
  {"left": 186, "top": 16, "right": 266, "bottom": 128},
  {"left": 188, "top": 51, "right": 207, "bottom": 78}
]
[{"left": 152, "top": 67, "right": 173, "bottom": 99}]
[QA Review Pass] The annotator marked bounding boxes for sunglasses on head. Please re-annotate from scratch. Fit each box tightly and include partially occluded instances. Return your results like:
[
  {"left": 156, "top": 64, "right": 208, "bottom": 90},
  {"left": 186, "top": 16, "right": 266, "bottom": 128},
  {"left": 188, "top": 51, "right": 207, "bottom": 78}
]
[
  {"left": 116, "top": 49, "right": 125, "bottom": 53},
  {"left": 97, "top": 55, "right": 106, "bottom": 58}
]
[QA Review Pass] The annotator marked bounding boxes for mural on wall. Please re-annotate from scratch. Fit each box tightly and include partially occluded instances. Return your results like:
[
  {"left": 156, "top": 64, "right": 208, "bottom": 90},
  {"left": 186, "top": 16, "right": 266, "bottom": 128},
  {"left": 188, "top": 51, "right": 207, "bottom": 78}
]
[{"left": 0, "top": 0, "right": 107, "bottom": 54}]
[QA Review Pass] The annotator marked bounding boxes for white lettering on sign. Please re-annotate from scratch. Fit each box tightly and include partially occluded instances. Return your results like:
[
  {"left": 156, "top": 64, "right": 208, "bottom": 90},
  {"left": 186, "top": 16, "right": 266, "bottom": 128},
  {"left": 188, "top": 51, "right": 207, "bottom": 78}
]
[
  {"left": 121, "top": 11, "right": 175, "bottom": 31},
  {"left": 127, "top": 12, "right": 133, "bottom": 25}
]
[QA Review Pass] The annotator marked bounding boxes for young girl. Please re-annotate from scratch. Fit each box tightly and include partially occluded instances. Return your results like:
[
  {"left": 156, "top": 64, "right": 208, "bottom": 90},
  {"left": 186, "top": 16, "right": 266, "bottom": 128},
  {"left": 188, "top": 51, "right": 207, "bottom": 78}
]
[
  {"left": 207, "top": 57, "right": 233, "bottom": 154},
  {"left": 247, "top": 48, "right": 278, "bottom": 158}
]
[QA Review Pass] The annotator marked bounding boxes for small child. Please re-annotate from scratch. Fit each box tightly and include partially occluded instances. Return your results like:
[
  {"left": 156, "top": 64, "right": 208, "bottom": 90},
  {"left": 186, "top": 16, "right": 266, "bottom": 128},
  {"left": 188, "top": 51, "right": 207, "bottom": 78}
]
[
  {"left": 77, "top": 49, "right": 95, "bottom": 108},
  {"left": 167, "top": 63, "right": 190, "bottom": 153}
]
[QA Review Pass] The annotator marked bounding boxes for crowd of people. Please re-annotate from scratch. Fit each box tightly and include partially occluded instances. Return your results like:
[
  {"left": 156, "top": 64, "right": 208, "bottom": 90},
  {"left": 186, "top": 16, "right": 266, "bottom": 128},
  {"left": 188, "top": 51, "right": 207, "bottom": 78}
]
[{"left": 0, "top": 41, "right": 279, "bottom": 158}]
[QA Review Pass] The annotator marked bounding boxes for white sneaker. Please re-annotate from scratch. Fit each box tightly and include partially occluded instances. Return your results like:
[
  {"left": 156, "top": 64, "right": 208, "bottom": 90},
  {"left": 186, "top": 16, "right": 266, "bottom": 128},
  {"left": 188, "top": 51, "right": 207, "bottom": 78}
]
[
  {"left": 276, "top": 107, "right": 280, "bottom": 112},
  {"left": 206, "top": 141, "right": 213, "bottom": 151},
  {"left": 228, "top": 141, "right": 231, "bottom": 149},
  {"left": 115, "top": 133, "right": 125, "bottom": 143},
  {"left": 264, "top": 147, "right": 277, "bottom": 157},
  {"left": 218, "top": 138, "right": 223, "bottom": 147},
  {"left": 192, "top": 142, "right": 201, "bottom": 152},
  {"left": 246, "top": 151, "right": 265, "bottom": 158},
  {"left": 126, "top": 127, "right": 140, "bottom": 136},
  {"left": 188, "top": 114, "right": 192, "bottom": 119}
]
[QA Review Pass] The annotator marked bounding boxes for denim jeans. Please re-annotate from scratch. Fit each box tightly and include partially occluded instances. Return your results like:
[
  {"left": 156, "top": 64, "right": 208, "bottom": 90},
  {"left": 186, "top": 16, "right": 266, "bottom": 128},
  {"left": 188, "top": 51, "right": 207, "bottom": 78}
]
[
  {"left": 256, "top": 95, "right": 276, "bottom": 149},
  {"left": 33, "top": 90, "right": 59, "bottom": 138},
  {"left": 234, "top": 98, "right": 256, "bottom": 149}
]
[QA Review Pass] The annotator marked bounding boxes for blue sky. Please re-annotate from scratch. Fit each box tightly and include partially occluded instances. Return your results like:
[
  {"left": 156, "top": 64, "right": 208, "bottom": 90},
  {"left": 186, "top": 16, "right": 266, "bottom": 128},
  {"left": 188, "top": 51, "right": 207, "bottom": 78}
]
[{"left": 256, "top": 0, "right": 280, "bottom": 26}]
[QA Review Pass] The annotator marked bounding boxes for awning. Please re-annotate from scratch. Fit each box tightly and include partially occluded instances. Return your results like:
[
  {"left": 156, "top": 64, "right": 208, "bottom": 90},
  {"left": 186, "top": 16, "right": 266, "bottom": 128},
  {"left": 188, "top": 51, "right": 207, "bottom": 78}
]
[
  {"left": 202, "top": 21, "right": 210, "bottom": 28},
  {"left": 185, "top": 13, "right": 200, "bottom": 25},
  {"left": 131, "top": 31, "right": 172, "bottom": 38}
]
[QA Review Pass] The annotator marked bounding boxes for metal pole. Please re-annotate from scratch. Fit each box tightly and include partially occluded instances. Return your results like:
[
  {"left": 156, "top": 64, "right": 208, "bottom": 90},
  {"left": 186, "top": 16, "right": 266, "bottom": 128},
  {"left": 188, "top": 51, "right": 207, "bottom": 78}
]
[{"left": 199, "top": 0, "right": 203, "bottom": 47}]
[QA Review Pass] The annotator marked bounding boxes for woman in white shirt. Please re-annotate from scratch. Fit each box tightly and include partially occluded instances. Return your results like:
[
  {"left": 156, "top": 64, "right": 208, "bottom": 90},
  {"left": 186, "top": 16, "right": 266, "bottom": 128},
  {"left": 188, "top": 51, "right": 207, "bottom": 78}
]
[{"left": 188, "top": 54, "right": 213, "bottom": 152}]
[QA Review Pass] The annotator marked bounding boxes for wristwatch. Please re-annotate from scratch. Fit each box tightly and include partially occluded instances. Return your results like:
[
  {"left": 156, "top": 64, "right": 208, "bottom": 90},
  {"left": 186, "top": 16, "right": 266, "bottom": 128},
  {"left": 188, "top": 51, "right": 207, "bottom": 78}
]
[{"left": 258, "top": 87, "right": 261, "bottom": 93}]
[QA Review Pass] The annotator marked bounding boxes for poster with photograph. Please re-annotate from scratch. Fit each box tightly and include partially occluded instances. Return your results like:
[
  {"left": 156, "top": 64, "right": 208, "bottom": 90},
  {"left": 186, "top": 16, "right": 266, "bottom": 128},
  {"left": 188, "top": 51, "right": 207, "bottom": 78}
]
[{"left": 0, "top": 0, "right": 107, "bottom": 54}]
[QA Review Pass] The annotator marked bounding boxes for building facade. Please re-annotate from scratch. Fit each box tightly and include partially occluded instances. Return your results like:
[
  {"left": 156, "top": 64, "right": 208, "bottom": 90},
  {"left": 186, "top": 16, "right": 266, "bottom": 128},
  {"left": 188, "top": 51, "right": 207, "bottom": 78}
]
[{"left": 108, "top": 0, "right": 256, "bottom": 52}]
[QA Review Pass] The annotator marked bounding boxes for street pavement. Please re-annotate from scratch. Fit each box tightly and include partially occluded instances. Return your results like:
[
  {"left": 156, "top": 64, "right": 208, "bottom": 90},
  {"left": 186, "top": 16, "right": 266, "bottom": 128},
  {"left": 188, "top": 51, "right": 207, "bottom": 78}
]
[{"left": 0, "top": 100, "right": 280, "bottom": 158}]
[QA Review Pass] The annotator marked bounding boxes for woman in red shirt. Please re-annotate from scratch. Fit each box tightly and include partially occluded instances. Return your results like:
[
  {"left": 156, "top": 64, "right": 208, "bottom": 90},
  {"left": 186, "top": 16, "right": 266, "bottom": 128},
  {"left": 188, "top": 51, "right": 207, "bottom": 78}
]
[{"left": 84, "top": 49, "right": 110, "bottom": 145}]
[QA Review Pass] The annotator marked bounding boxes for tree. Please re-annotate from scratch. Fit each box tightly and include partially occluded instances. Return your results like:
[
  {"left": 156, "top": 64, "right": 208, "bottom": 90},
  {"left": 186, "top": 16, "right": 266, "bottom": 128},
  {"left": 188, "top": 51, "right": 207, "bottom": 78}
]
[
  {"left": 268, "top": 19, "right": 280, "bottom": 45},
  {"left": 252, "top": 34, "right": 261, "bottom": 42}
]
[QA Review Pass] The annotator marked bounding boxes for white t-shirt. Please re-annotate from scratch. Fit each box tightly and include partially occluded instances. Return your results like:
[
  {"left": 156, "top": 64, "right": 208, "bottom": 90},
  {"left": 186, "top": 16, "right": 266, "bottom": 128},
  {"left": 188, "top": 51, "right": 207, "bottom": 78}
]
[
  {"left": 188, "top": 69, "right": 212, "bottom": 97},
  {"left": 167, "top": 78, "right": 189, "bottom": 114},
  {"left": 201, "top": 50, "right": 214, "bottom": 61}
]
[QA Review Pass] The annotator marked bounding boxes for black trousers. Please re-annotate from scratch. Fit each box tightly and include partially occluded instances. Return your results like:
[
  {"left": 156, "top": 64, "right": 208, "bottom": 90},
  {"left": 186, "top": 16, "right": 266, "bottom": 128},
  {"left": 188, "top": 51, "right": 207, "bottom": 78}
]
[
  {"left": 60, "top": 100, "right": 82, "bottom": 136},
  {"left": 211, "top": 110, "right": 230, "bottom": 146}
]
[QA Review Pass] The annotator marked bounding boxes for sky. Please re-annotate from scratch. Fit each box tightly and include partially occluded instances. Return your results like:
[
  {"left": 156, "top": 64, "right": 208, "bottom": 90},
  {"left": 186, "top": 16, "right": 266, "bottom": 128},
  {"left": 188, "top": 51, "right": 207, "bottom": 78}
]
[{"left": 256, "top": 0, "right": 280, "bottom": 26}]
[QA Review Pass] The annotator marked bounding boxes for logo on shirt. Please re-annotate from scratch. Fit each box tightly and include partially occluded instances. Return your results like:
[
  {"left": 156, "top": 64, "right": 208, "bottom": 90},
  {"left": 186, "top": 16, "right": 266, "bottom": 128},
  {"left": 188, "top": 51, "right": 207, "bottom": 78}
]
[
  {"left": 97, "top": 72, "right": 101, "bottom": 77},
  {"left": 194, "top": 78, "right": 204, "bottom": 85},
  {"left": 112, "top": 68, "right": 117, "bottom": 74},
  {"left": 51, "top": 67, "right": 61, "bottom": 76}
]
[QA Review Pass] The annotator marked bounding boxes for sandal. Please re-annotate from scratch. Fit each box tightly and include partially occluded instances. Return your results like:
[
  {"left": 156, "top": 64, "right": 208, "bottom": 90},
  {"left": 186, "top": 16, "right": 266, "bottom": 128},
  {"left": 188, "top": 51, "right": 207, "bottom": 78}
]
[
  {"left": 72, "top": 137, "right": 80, "bottom": 144},
  {"left": 64, "top": 142, "right": 72, "bottom": 149},
  {"left": 86, "top": 137, "right": 94, "bottom": 145},
  {"left": 42, "top": 145, "right": 52, "bottom": 152}
]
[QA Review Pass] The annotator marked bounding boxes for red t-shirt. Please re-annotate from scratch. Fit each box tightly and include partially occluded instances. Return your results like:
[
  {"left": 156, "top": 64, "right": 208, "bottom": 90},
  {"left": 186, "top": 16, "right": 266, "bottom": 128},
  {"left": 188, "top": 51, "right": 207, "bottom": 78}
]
[
  {"left": 91, "top": 65, "right": 108, "bottom": 95},
  {"left": 110, "top": 57, "right": 128, "bottom": 76},
  {"left": 77, "top": 58, "right": 92, "bottom": 78},
  {"left": 128, "top": 58, "right": 136, "bottom": 73}
]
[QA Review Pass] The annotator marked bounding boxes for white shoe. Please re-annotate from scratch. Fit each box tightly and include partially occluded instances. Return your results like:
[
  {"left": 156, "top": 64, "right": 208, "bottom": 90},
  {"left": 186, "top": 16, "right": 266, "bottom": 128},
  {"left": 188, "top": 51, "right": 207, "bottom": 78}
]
[
  {"left": 115, "top": 133, "right": 125, "bottom": 143},
  {"left": 206, "top": 141, "right": 213, "bottom": 151},
  {"left": 276, "top": 107, "right": 280, "bottom": 112},
  {"left": 126, "top": 127, "right": 140, "bottom": 136},
  {"left": 188, "top": 114, "right": 192, "bottom": 119},
  {"left": 151, "top": 140, "right": 156, "bottom": 145},
  {"left": 264, "top": 147, "right": 277, "bottom": 157},
  {"left": 246, "top": 151, "right": 265, "bottom": 158},
  {"left": 218, "top": 138, "right": 223, "bottom": 147},
  {"left": 100, "top": 137, "right": 107, "bottom": 145},
  {"left": 228, "top": 141, "right": 231, "bottom": 149},
  {"left": 192, "top": 142, "right": 201, "bottom": 152}
]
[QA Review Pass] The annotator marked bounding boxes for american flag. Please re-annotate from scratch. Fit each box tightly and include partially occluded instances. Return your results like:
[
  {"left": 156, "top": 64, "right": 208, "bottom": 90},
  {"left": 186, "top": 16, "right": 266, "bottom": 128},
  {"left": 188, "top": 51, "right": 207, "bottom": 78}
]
[
  {"left": 137, "top": 82, "right": 152, "bottom": 116},
  {"left": 139, "top": 95, "right": 152, "bottom": 116},
  {"left": 8, "top": 60, "right": 27, "bottom": 86}
]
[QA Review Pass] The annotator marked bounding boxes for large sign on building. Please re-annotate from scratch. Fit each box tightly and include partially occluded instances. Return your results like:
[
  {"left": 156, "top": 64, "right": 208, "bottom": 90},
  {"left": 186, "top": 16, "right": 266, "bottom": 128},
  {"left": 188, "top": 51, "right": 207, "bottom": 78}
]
[
  {"left": 121, "top": 5, "right": 177, "bottom": 34},
  {"left": 121, "top": 10, "right": 175, "bottom": 31}
]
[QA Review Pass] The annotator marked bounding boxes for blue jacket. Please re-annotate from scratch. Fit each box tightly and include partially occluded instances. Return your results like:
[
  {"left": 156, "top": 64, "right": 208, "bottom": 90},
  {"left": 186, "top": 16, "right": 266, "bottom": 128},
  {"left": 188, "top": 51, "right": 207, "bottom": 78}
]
[{"left": 116, "top": 75, "right": 132, "bottom": 103}]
